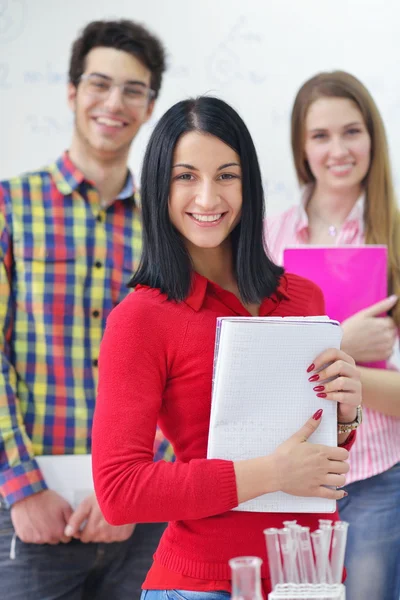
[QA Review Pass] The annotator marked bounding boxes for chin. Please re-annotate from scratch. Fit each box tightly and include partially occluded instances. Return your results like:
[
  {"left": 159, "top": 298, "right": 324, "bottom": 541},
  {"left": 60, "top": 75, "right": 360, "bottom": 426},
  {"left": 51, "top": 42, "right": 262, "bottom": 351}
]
[{"left": 92, "top": 139, "right": 130, "bottom": 155}]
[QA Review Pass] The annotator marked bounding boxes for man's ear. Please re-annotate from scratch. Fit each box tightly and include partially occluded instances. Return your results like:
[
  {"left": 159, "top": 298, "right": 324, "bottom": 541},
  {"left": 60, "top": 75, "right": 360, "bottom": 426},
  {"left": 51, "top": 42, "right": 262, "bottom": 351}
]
[{"left": 67, "top": 82, "right": 78, "bottom": 112}]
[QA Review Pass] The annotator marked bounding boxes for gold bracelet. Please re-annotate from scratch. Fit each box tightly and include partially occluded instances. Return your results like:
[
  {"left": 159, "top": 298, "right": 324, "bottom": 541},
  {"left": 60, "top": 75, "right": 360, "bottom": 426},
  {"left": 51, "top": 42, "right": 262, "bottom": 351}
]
[{"left": 337, "top": 405, "right": 363, "bottom": 434}]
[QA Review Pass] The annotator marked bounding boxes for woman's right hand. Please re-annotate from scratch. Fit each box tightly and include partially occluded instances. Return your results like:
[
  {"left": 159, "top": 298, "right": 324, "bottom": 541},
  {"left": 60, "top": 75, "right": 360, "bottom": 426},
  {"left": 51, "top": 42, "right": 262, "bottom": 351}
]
[
  {"left": 272, "top": 409, "right": 349, "bottom": 500},
  {"left": 341, "top": 295, "right": 398, "bottom": 363}
]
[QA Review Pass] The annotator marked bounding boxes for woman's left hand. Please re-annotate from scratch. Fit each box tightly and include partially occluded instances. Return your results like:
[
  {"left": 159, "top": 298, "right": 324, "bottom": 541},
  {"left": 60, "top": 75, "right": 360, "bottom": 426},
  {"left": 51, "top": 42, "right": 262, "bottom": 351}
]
[{"left": 308, "top": 349, "right": 361, "bottom": 423}]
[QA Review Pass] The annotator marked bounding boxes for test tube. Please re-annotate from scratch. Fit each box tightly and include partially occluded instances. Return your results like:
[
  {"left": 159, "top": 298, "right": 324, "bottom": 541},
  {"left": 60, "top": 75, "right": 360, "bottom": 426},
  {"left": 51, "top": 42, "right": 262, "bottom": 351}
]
[
  {"left": 284, "top": 522, "right": 301, "bottom": 583},
  {"left": 292, "top": 524, "right": 307, "bottom": 583},
  {"left": 278, "top": 527, "right": 299, "bottom": 583},
  {"left": 330, "top": 521, "right": 349, "bottom": 584},
  {"left": 264, "top": 528, "right": 283, "bottom": 589},
  {"left": 311, "top": 529, "right": 326, "bottom": 584},
  {"left": 297, "top": 527, "right": 317, "bottom": 583},
  {"left": 318, "top": 519, "right": 333, "bottom": 583}
]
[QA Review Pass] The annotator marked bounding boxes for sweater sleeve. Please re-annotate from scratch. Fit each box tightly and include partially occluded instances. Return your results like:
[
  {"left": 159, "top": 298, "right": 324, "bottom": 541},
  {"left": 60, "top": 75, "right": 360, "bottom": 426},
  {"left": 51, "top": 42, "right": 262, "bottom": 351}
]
[{"left": 92, "top": 294, "right": 238, "bottom": 526}]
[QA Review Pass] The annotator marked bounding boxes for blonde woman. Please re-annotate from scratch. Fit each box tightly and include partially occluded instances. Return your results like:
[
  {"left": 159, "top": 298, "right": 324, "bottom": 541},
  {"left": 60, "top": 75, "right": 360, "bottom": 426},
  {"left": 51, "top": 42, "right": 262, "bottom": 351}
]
[{"left": 266, "top": 71, "right": 400, "bottom": 600}]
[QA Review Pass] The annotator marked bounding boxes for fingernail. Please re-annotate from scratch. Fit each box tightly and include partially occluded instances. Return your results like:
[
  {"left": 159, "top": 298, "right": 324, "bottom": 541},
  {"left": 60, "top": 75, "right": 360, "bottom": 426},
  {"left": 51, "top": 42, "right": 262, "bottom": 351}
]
[
  {"left": 64, "top": 525, "right": 73, "bottom": 537},
  {"left": 316, "top": 392, "right": 327, "bottom": 398},
  {"left": 389, "top": 294, "right": 398, "bottom": 302},
  {"left": 342, "top": 491, "right": 348, "bottom": 497},
  {"left": 307, "top": 363, "right": 315, "bottom": 373},
  {"left": 312, "top": 408, "right": 323, "bottom": 420},
  {"left": 308, "top": 374, "right": 320, "bottom": 382},
  {"left": 313, "top": 385, "right": 325, "bottom": 392}
]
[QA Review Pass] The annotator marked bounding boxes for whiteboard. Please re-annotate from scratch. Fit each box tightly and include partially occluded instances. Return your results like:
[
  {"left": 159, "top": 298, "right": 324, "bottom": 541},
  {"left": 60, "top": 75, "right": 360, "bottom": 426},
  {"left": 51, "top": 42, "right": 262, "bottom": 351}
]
[{"left": 1, "top": 0, "right": 400, "bottom": 214}]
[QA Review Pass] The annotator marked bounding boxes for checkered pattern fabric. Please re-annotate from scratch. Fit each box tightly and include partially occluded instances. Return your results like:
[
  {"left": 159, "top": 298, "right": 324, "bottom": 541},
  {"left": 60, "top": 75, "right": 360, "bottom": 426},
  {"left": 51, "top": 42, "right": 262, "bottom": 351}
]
[{"left": 0, "top": 152, "right": 174, "bottom": 506}]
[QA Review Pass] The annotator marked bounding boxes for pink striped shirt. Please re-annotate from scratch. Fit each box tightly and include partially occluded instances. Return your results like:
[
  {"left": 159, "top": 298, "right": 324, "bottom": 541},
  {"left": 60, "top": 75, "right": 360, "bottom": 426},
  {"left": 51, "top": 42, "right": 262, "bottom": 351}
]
[{"left": 265, "top": 191, "right": 400, "bottom": 484}]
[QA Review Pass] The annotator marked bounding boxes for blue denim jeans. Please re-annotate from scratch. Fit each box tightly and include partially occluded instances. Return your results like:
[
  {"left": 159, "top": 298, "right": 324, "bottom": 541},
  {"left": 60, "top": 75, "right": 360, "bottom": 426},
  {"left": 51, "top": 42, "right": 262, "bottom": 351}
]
[
  {"left": 0, "top": 507, "right": 166, "bottom": 600},
  {"left": 338, "top": 461, "right": 400, "bottom": 600},
  {"left": 140, "top": 592, "right": 230, "bottom": 600}
]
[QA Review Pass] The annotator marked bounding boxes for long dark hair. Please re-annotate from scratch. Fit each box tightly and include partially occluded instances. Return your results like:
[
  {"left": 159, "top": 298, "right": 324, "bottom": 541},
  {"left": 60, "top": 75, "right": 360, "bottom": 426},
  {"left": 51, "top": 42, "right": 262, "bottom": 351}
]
[{"left": 130, "top": 96, "right": 283, "bottom": 303}]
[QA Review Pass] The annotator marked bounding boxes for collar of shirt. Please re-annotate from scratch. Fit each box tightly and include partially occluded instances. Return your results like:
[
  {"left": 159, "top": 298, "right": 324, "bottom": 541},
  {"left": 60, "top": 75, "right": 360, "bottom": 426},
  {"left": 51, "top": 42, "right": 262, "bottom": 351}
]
[
  {"left": 48, "top": 151, "right": 137, "bottom": 204},
  {"left": 183, "top": 271, "right": 291, "bottom": 315},
  {"left": 295, "top": 184, "right": 365, "bottom": 240}
]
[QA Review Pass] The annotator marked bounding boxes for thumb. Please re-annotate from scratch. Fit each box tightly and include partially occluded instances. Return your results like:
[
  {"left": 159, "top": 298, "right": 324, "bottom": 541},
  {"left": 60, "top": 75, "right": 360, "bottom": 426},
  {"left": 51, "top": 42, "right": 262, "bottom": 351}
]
[
  {"left": 291, "top": 409, "right": 323, "bottom": 443},
  {"left": 64, "top": 498, "right": 91, "bottom": 537},
  {"left": 362, "top": 295, "right": 398, "bottom": 318}
]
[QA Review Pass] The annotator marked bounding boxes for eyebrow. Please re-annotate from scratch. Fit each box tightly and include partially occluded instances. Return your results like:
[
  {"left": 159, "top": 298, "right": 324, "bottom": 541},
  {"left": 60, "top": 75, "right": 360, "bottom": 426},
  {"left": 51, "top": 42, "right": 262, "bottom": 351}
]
[
  {"left": 309, "top": 121, "right": 363, "bottom": 133},
  {"left": 89, "top": 72, "right": 147, "bottom": 87},
  {"left": 172, "top": 163, "right": 199, "bottom": 170},
  {"left": 172, "top": 162, "right": 241, "bottom": 170}
]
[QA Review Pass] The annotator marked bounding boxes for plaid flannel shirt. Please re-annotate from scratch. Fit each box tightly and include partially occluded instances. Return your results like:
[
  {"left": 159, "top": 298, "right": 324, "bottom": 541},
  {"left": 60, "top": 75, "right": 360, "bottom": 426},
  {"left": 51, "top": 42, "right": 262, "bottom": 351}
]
[{"left": 0, "top": 152, "right": 174, "bottom": 507}]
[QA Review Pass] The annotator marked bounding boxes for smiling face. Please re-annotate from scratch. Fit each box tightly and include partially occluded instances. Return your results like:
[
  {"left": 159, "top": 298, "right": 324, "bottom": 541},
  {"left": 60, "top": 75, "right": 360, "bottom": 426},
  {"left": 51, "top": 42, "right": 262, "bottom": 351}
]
[
  {"left": 304, "top": 97, "right": 371, "bottom": 194},
  {"left": 168, "top": 131, "right": 243, "bottom": 254},
  {"left": 68, "top": 46, "right": 154, "bottom": 160}
]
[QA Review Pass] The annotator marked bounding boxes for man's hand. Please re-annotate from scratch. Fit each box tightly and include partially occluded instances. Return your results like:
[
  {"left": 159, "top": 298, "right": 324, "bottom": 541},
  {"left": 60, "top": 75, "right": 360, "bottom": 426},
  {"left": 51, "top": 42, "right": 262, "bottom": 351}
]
[
  {"left": 11, "top": 489, "right": 73, "bottom": 544},
  {"left": 64, "top": 493, "right": 135, "bottom": 543},
  {"left": 341, "top": 295, "right": 398, "bottom": 363}
]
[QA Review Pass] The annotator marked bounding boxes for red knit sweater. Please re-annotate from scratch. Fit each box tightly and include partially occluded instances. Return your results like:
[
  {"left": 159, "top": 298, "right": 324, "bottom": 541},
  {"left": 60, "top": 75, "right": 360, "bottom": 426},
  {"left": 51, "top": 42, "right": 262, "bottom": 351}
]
[{"left": 92, "top": 272, "right": 355, "bottom": 591}]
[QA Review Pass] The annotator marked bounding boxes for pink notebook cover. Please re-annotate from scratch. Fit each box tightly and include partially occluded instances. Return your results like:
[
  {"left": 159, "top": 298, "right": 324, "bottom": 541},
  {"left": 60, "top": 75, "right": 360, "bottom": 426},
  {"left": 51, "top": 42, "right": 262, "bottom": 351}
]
[{"left": 283, "top": 245, "right": 388, "bottom": 369}]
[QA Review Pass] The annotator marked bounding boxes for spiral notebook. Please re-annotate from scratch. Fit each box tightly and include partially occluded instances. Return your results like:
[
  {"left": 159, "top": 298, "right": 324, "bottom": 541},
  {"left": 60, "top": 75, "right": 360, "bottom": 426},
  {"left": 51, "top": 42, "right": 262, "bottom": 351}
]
[
  {"left": 207, "top": 316, "right": 342, "bottom": 514},
  {"left": 283, "top": 245, "right": 388, "bottom": 369}
]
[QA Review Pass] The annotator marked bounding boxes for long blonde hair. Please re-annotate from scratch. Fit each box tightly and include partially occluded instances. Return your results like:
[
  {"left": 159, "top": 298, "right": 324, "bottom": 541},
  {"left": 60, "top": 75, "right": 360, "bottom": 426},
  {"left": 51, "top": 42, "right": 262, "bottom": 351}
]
[{"left": 291, "top": 70, "right": 400, "bottom": 325}]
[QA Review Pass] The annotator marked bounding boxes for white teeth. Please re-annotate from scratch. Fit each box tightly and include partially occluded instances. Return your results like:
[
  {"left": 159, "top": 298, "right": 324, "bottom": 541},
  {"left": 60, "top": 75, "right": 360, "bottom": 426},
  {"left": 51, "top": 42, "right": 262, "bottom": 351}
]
[
  {"left": 191, "top": 214, "right": 222, "bottom": 222},
  {"left": 96, "top": 117, "right": 124, "bottom": 127},
  {"left": 329, "top": 164, "right": 353, "bottom": 172}
]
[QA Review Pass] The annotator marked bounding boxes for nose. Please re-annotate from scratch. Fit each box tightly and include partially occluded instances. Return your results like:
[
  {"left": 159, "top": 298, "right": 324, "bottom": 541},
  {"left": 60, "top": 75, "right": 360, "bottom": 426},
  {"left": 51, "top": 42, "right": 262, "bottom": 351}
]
[
  {"left": 194, "top": 180, "right": 220, "bottom": 210},
  {"left": 329, "top": 135, "right": 349, "bottom": 158},
  {"left": 103, "top": 85, "right": 125, "bottom": 112}
]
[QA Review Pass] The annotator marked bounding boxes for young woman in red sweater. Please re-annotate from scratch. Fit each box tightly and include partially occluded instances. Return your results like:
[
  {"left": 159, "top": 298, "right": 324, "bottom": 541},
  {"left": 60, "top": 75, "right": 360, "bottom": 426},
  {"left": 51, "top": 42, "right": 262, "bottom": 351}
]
[{"left": 92, "top": 97, "right": 362, "bottom": 600}]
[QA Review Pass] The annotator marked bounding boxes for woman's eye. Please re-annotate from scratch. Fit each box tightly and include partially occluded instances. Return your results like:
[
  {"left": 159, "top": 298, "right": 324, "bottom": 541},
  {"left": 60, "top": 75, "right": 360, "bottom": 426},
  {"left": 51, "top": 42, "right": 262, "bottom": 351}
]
[
  {"left": 346, "top": 128, "right": 361, "bottom": 135},
  {"left": 176, "top": 173, "right": 194, "bottom": 181},
  {"left": 219, "top": 173, "right": 239, "bottom": 180},
  {"left": 312, "top": 133, "right": 327, "bottom": 140}
]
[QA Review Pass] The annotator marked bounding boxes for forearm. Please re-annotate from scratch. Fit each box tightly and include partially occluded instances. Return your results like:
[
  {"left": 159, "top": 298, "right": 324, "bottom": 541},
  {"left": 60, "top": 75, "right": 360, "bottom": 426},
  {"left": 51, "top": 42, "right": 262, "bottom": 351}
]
[
  {"left": 0, "top": 253, "right": 45, "bottom": 505},
  {"left": 93, "top": 454, "right": 239, "bottom": 525},
  {"left": 0, "top": 354, "right": 43, "bottom": 505},
  {"left": 234, "top": 455, "right": 279, "bottom": 504},
  {"left": 358, "top": 366, "right": 400, "bottom": 417}
]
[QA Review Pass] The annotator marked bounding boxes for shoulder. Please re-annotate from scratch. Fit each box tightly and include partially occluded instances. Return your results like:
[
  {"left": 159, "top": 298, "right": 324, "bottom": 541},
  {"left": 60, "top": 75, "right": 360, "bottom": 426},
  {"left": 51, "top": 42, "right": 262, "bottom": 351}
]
[
  {"left": 101, "top": 287, "right": 192, "bottom": 366},
  {"left": 283, "top": 272, "right": 325, "bottom": 315},
  {"left": 0, "top": 166, "right": 54, "bottom": 203},
  {"left": 106, "top": 286, "right": 189, "bottom": 335}
]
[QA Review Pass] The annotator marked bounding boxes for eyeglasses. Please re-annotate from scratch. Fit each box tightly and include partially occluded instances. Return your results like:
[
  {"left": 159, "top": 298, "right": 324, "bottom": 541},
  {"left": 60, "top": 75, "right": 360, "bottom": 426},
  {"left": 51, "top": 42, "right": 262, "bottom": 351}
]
[{"left": 79, "top": 73, "right": 156, "bottom": 107}]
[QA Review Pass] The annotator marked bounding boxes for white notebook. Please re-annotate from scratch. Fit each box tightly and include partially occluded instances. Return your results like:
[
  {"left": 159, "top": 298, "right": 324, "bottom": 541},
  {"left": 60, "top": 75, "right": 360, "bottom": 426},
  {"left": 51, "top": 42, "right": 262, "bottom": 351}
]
[
  {"left": 207, "top": 316, "right": 342, "bottom": 513},
  {"left": 37, "top": 454, "right": 94, "bottom": 508}
]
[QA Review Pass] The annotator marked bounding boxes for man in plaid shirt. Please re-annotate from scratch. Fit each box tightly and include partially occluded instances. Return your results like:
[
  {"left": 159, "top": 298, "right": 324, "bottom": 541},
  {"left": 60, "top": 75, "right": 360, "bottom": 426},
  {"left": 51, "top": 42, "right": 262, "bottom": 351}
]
[{"left": 0, "top": 19, "right": 173, "bottom": 599}]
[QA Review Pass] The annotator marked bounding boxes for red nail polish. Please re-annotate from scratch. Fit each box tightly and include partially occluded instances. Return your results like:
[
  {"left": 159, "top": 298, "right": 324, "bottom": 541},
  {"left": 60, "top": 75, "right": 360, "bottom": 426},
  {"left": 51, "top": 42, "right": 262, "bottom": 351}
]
[
  {"left": 313, "top": 385, "right": 325, "bottom": 392},
  {"left": 308, "top": 374, "right": 320, "bottom": 382},
  {"left": 307, "top": 363, "right": 315, "bottom": 373},
  {"left": 316, "top": 392, "right": 327, "bottom": 398},
  {"left": 343, "top": 491, "right": 348, "bottom": 497},
  {"left": 312, "top": 408, "right": 323, "bottom": 420}
]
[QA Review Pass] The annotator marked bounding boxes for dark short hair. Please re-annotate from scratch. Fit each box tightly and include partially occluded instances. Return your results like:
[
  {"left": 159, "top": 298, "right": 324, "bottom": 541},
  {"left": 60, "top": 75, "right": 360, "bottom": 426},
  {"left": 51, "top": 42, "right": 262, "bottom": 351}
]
[
  {"left": 130, "top": 96, "right": 283, "bottom": 303},
  {"left": 68, "top": 19, "right": 166, "bottom": 97}
]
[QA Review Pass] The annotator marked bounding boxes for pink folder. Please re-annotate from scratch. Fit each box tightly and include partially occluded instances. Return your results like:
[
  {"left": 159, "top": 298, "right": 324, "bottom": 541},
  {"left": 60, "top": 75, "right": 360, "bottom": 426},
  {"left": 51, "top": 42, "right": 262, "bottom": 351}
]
[{"left": 283, "top": 245, "right": 388, "bottom": 369}]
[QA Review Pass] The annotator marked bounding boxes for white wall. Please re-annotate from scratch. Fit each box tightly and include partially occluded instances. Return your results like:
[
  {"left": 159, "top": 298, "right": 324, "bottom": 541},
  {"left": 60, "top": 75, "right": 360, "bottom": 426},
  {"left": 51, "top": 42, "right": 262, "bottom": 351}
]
[{"left": 1, "top": 0, "right": 400, "bottom": 214}]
